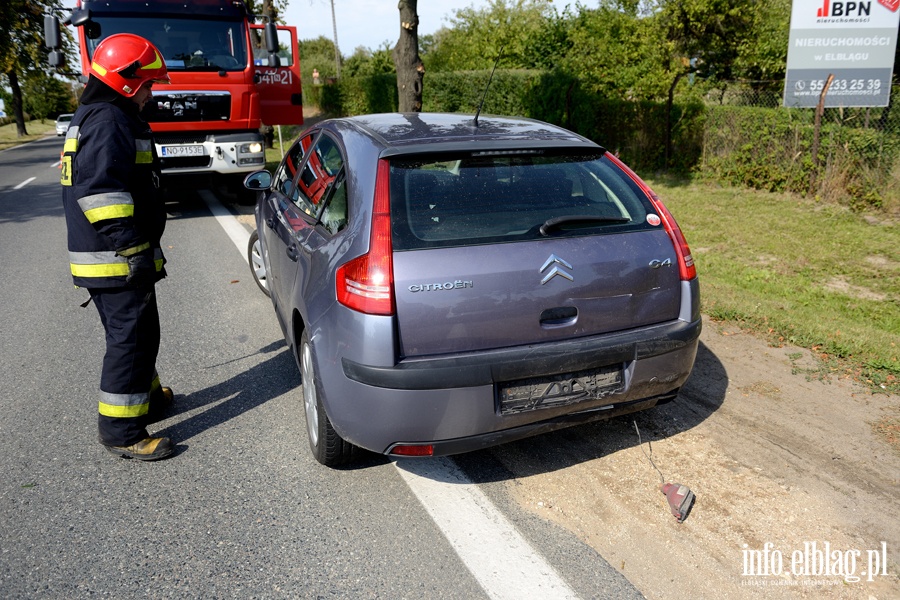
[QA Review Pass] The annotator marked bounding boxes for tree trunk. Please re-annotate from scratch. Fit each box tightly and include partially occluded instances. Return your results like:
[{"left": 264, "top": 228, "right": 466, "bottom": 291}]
[
  {"left": 392, "top": 0, "right": 423, "bottom": 113},
  {"left": 6, "top": 69, "right": 28, "bottom": 137}
]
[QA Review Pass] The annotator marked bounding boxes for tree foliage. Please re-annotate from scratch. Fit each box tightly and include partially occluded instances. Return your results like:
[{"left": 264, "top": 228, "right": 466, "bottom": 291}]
[
  {"left": 296, "top": 0, "right": 791, "bottom": 113},
  {"left": 344, "top": 43, "right": 394, "bottom": 78},
  {"left": 414, "top": 0, "right": 790, "bottom": 103},
  {"left": 299, "top": 35, "right": 343, "bottom": 80},
  {"left": 422, "top": 0, "right": 557, "bottom": 71},
  {"left": 1, "top": 0, "right": 75, "bottom": 134}
]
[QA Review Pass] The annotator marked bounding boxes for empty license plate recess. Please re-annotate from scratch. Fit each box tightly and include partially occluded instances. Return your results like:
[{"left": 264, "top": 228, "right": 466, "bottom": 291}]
[{"left": 499, "top": 365, "right": 625, "bottom": 415}]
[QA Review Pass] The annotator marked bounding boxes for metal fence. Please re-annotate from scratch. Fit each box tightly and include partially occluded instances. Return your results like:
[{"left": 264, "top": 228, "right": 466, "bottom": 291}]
[
  {"left": 702, "top": 81, "right": 900, "bottom": 135},
  {"left": 696, "top": 81, "right": 900, "bottom": 210}
]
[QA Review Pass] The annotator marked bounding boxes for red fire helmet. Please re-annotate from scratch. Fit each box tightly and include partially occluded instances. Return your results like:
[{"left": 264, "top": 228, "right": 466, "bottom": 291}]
[{"left": 89, "top": 33, "right": 170, "bottom": 98}]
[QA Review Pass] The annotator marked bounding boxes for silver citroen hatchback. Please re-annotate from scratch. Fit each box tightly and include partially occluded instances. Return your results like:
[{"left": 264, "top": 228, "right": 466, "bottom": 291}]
[{"left": 245, "top": 113, "right": 701, "bottom": 467}]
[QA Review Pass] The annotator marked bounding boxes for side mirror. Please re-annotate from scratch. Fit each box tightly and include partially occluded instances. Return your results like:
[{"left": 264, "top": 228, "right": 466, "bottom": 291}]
[
  {"left": 69, "top": 7, "right": 91, "bottom": 26},
  {"left": 264, "top": 22, "right": 281, "bottom": 67},
  {"left": 243, "top": 170, "right": 272, "bottom": 191},
  {"left": 44, "top": 15, "right": 61, "bottom": 49},
  {"left": 43, "top": 15, "right": 66, "bottom": 68},
  {"left": 264, "top": 22, "right": 278, "bottom": 53}
]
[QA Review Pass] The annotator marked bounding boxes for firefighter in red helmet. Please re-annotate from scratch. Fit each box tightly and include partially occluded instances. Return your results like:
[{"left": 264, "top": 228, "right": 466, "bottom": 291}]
[{"left": 61, "top": 34, "right": 176, "bottom": 460}]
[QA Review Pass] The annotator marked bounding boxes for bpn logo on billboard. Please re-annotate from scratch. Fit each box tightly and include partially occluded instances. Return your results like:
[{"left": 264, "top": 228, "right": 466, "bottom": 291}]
[
  {"left": 816, "top": 1, "right": 899, "bottom": 17},
  {"left": 816, "top": 1, "right": 873, "bottom": 20}
]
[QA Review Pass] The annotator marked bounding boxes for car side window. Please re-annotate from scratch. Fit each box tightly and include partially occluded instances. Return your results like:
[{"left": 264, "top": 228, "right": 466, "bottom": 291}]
[
  {"left": 319, "top": 172, "right": 348, "bottom": 235},
  {"left": 293, "top": 133, "right": 345, "bottom": 227},
  {"left": 272, "top": 132, "right": 315, "bottom": 199}
]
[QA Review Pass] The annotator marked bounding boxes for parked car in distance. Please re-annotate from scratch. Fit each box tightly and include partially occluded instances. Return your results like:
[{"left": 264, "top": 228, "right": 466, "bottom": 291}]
[
  {"left": 245, "top": 112, "right": 701, "bottom": 467},
  {"left": 55, "top": 113, "right": 74, "bottom": 136}
]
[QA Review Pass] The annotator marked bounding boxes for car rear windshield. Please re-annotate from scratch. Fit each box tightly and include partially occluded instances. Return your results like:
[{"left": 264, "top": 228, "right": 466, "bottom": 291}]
[
  {"left": 389, "top": 151, "right": 657, "bottom": 250},
  {"left": 58, "top": 115, "right": 73, "bottom": 123}
]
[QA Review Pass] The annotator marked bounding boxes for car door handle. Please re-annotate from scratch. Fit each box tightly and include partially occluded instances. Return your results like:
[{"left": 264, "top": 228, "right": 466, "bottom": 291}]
[
  {"left": 266, "top": 217, "right": 276, "bottom": 229},
  {"left": 286, "top": 243, "right": 299, "bottom": 262}
]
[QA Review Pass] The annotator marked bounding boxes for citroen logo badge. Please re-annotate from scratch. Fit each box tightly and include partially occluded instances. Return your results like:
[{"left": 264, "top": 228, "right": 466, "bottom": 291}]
[{"left": 540, "top": 254, "right": 574, "bottom": 285}]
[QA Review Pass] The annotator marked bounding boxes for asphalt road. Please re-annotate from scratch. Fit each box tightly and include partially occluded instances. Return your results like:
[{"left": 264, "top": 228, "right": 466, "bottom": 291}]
[{"left": 0, "top": 136, "right": 642, "bottom": 599}]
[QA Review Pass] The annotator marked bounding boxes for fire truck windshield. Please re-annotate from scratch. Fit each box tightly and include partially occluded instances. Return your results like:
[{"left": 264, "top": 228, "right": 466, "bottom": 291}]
[{"left": 85, "top": 17, "right": 248, "bottom": 72}]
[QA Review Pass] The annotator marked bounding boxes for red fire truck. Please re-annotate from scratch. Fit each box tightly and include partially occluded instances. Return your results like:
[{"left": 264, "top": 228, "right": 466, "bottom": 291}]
[{"left": 45, "top": 0, "right": 303, "bottom": 192}]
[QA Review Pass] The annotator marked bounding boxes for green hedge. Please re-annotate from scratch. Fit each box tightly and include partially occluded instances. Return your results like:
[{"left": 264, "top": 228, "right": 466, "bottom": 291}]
[
  {"left": 315, "top": 73, "right": 398, "bottom": 116},
  {"left": 702, "top": 106, "right": 900, "bottom": 210}
]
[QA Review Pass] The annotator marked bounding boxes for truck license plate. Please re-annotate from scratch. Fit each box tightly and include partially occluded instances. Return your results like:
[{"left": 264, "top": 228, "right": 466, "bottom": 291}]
[{"left": 161, "top": 145, "right": 205, "bottom": 157}]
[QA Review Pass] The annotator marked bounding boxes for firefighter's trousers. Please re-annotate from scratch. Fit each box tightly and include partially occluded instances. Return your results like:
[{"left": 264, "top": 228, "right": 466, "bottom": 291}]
[{"left": 89, "top": 286, "right": 161, "bottom": 447}]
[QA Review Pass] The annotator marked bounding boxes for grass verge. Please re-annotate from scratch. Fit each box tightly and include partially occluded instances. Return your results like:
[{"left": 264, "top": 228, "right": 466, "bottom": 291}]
[
  {"left": 0, "top": 119, "right": 56, "bottom": 151},
  {"left": 648, "top": 176, "right": 899, "bottom": 395}
]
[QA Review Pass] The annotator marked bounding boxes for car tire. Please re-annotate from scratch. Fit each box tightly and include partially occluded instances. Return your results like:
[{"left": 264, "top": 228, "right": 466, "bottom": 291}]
[
  {"left": 300, "top": 329, "right": 356, "bottom": 467},
  {"left": 247, "top": 230, "right": 270, "bottom": 297}
]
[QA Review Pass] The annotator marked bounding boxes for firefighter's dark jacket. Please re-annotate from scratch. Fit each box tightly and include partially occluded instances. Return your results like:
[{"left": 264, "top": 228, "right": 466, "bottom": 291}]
[{"left": 62, "top": 76, "right": 166, "bottom": 288}]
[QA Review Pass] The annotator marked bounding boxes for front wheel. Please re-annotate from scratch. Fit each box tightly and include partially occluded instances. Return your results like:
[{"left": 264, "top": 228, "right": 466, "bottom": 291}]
[
  {"left": 247, "top": 230, "right": 270, "bottom": 297},
  {"left": 300, "top": 330, "right": 356, "bottom": 467}
]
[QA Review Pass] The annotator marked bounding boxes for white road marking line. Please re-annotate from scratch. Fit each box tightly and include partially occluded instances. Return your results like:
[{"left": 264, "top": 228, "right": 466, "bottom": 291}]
[
  {"left": 14, "top": 177, "right": 36, "bottom": 189},
  {"left": 199, "top": 190, "right": 250, "bottom": 258},
  {"left": 201, "top": 190, "right": 579, "bottom": 600},
  {"left": 396, "top": 457, "right": 580, "bottom": 600}
]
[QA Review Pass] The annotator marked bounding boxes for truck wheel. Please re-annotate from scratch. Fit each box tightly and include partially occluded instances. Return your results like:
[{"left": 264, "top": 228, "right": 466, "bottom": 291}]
[
  {"left": 247, "top": 230, "right": 270, "bottom": 297},
  {"left": 300, "top": 330, "right": 356, "bottom": 467}
]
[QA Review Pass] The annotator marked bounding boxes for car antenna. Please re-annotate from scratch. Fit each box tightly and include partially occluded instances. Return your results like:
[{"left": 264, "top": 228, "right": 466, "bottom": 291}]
[{"left": 473, "top": 45, "right": 504, "bottom": 128}]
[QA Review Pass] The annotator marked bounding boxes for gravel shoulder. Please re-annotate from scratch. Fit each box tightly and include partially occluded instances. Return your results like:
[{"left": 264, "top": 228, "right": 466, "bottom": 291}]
[{"left": 491, "top": 319, "right": 899, "bottom": 599}]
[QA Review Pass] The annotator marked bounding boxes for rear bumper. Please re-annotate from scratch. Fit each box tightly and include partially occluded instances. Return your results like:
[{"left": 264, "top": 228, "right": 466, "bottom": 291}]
[
  {"left": 387, "top": 395, "right": 670, "bottom": 457},
  {"left": 322, "top": 318, "right": 701, "bottom": 456},
  {"left": 343, "top": 317, "right": 701, "bottom": 390}
]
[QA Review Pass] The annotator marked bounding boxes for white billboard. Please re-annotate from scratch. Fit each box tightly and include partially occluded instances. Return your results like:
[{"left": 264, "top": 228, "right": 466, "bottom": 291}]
[{"left": 783, "top": 0, "right": 900, "bottom": 107}]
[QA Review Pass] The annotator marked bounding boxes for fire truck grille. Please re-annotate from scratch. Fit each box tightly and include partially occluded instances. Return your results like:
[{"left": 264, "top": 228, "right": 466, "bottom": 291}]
[{"left": 146, "top": 91, "right": 231, "bottom": 123}]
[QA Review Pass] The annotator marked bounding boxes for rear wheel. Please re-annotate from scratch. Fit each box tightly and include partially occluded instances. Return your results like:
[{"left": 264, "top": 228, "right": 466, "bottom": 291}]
[
  {"left": 300, "top": 330, "right": 355, "bottom": 466},
  {"left": 247, "top": 230, "right": 270, "bottom": 297}
]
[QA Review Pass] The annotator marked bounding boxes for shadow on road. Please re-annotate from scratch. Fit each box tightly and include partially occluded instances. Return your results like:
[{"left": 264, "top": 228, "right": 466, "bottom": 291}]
[{"left": 156, "top": 341, "right": 299, "bottom": 446}]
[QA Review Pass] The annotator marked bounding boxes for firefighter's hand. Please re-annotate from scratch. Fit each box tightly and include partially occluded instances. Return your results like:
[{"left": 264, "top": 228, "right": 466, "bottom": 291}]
[{"left": 126, "top": 250, "right": 157, "bottom": 288}]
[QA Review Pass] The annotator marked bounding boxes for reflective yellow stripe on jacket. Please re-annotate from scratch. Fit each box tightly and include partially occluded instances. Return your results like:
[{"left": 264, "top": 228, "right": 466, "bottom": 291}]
[
  {"left": 136, "top": 139, "right": 153, "bottom": 164},
  {"left": 77, "top": 192, "right": 135, "bottom": 224},
  {"left": 69, "top": 249, "right": 165, "bottom": 278}
]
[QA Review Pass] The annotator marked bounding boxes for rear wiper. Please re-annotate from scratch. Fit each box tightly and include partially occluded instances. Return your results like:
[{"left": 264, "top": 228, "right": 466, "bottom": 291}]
[{"left": 539, "top": 214, "right": 630, "bottom": 236}]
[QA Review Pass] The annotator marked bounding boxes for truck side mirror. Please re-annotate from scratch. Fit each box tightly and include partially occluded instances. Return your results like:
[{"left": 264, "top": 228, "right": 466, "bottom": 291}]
[
  {"left": 69, "top": 7, "right": 91, "bottom": 27},
  {"left": 44, "top": 15, "right": 65, "bottom": 68},
  {"left": 264, "top": 22, "right": 278, "bottom": 53},
  {"left": 263, "top": 22, "right": 281, "bottom": 67},
  {"left": 44, "top": 15, "right": 61, "bottom": 49}
]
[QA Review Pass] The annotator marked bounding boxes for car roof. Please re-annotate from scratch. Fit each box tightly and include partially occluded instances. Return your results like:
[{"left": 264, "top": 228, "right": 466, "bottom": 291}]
[{"left": 330, "top": 113, "right": 603, "bottom": 157}]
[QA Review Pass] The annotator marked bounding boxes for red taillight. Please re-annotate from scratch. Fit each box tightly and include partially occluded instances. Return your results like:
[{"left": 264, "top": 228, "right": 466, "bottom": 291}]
[
  {"left": 606, "top": 154, "right": 697, "bottom": 281},
  {"left": 336, "top": 160, "right": 395, "bottom": 315},
  {"left": 649, "top": 196, "right": 696, "bottom": 281},
  {"left": 390, "top": 444, "right": 434, "bottom": 457}
]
